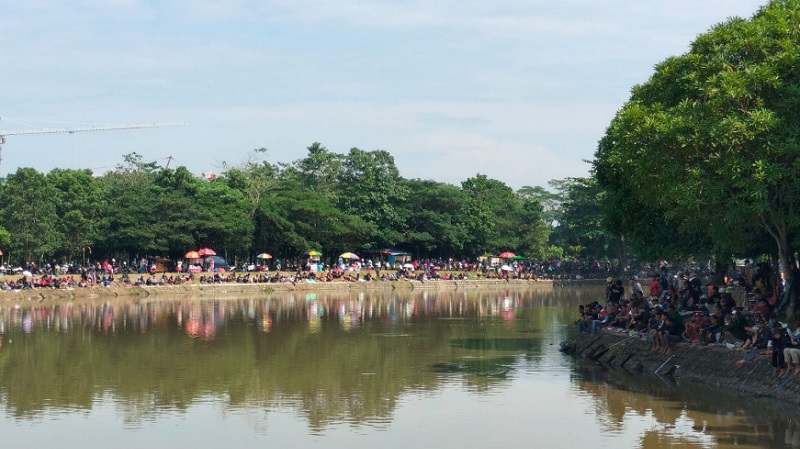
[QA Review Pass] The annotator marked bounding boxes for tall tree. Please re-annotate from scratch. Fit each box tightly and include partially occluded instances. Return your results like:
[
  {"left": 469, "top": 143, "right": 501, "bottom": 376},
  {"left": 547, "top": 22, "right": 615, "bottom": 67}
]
[
  {"left": 98, "top": 153, "right": 163, "bottom": 257},
  {"left": 594, "top": 0, "right": 800, "bottom": 315},
  {"left": 338, "top": 148, "right": 408, "bottom": 247},
  {"left": 518, "top": 184, "right": 562, "bottom": 231},
  {"left": 400, "top": 180, "right": 471, "bottom": 257},
  {"left": 46, "top": 168, "right": 108, "bottom": 261},
  {"left": 289, "top": 142, "right": 344, "bottom": 203},
  {"left": 0, "top": 168, "right": 61, "bottom": 262},
  {"left": 223, "top": 148, "right": 279, "bottom": 219}
]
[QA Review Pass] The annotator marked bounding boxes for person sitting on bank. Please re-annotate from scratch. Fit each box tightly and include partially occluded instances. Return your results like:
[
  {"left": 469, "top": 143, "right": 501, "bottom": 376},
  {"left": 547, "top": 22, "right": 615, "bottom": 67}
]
[
  {"left": 782, "top": 330, "right": 800, "bottom": 376},
  {"left": 768, "top": 323, "right": 792, "bottom": 376},
  {"left": 741, "top": 320, "right": 769, "bottom": 351}
]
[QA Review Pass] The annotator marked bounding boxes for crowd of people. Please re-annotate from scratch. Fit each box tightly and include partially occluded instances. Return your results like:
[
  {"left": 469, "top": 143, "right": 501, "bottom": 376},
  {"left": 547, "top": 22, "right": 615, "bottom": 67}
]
[{"left": 577, "top": 268, "right": 800, "bottom": 377}]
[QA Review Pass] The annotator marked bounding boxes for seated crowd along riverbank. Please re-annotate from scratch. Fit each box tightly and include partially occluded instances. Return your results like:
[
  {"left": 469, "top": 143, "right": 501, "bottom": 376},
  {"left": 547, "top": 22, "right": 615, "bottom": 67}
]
[
  {"left": 0, "top": 261, "right": 552, "bottom": 292},
  {"left": 577, "top": 274, "right": 800, "bottom": 377}
]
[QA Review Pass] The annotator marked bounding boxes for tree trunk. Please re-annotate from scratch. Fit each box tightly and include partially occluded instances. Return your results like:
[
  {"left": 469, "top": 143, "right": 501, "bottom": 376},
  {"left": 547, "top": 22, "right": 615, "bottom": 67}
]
[{"left": 769, "top": 221, "right": 794, "bottom": 320}]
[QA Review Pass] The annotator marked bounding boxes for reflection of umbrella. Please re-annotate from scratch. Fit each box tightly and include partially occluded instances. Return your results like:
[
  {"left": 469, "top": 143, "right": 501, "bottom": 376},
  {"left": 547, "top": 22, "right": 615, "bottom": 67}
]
[
  {"left": 500, "top": 265, "right": 511, "bottom": 271},
  {"left": 185, "top": 251, "right": 200, "bottom": 259},
  {"left": 198, "top": 248, "right": 216, "bottom": 256},
  {"left": 308, "top": 250, "right": 322, "bottom": 256},
  {"left": 256, "top": 253, "right": 273, "bottom": 259},
  {"left": 498, "top": 251, "right": 515, "bottom": 258},
  {"left": 340, "top": 252, "right": 359, "bottom": 259},
  {"left": 22, "top": 270, "right": 32, "bottom": 277}
]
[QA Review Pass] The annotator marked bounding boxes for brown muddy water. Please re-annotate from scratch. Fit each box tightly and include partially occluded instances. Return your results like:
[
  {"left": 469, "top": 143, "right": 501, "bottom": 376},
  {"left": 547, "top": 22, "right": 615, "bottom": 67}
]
[{"left": 0, "top": 284, "right": 795, "bottom": 449}]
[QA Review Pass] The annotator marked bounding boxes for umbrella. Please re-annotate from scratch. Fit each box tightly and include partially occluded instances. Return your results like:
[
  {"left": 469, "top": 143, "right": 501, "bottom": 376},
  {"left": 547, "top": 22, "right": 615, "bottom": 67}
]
[
  {"left": 308, "top": 250, "right": 322, "bottom": 256},
  {"left": 185, "top": 250, "right": 200, "bottom": 259},
  {"left": 0, "top": 250, "right": 3, "bottom": 256},
  {"left": 22, "top": 270, "right": 32, "bottom": 277},
  {"left": 512, "top": 255, "right": 525, "bottom": 260},
  {"left": 433, "top": 266, "right": 441, "bottom": 270},
  {"left": 198, "top": 248, "right": 216, "bottom": 256},
  {"left": 403, "top": 263, "right": 414, "bottom": 268},
  {"left": 500, "top": 265, "right": 511, "bottom": 271},
  {"left": 256, "top": 253, "right": 273, "bottom": 259},
  {"left": 340, "top": 252, "right": 359, "bottom": 260},
  {"left": 498, "top": 251, "right": 515, "bottom": 258}
]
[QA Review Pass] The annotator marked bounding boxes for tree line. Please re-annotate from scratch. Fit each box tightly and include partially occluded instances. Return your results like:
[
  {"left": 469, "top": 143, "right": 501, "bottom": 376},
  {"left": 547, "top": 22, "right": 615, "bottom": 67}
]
[{"left": 1, "top": 145, "right": 611, "bottom": 267}]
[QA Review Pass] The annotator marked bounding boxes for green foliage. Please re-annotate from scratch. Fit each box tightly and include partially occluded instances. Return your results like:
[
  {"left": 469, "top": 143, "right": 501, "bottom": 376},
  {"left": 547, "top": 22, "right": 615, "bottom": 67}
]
[
  {"left": 46, "top": 169, "right": 107, "bottom": 260},
  {"left": 0, "top": 145, "right": 559, "bottom": 265},
  {"left": 0, "top": 168, "right": 61, "bottom": 261},
  {"left": 595, "top": 0, "right": 800, "bottom": 271}
]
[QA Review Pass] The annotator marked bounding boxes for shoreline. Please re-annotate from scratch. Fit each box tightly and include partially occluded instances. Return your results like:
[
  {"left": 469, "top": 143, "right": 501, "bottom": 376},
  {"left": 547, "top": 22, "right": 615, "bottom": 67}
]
[
  {"left": 564, "top": 331, "right": 800, "bottom": 405},
  {"left": 0, "top": 277, "right": 558, "bottom": 302}
]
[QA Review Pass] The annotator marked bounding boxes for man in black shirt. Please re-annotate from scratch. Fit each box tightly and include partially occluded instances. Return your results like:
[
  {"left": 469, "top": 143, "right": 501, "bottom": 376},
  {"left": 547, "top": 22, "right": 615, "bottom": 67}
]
[{"left": 607, "top": 279, "right": 624, "bottom": 306}]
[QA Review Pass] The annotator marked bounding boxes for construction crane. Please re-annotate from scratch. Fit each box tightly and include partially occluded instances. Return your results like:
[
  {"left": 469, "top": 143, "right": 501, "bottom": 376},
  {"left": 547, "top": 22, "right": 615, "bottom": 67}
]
[{"left": 0, "top": 119, "right": 188, "bottom": 175}]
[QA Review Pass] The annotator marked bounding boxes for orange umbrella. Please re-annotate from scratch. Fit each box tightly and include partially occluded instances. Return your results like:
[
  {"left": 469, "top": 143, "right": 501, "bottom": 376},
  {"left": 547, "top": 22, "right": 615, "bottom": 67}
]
[{"left": 185, "top": 250, "right": 200, "bottom": 259}]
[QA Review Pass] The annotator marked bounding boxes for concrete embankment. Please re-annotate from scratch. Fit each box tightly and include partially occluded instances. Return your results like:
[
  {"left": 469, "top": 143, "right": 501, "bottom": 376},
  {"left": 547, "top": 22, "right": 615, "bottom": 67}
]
[
  {"left": 565, "top": 331, "right": 800, "bottom": 402},
  {"left": 0, "top": 278, "right": 549, "bottom": 302}
]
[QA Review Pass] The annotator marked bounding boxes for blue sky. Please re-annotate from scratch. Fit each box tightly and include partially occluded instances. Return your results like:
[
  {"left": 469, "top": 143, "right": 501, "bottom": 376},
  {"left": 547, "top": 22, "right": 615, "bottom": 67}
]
[{"left": 0, "top": 0, "right": 766, "bottom": 189}]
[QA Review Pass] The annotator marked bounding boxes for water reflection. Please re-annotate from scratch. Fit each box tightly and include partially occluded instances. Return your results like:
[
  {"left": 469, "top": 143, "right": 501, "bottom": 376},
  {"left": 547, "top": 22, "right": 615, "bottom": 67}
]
[
  {"left": 0, "top": 285, "right": 795, "bottom": 448},
  {"left": 573, "top": 351, "right": 800, "bottom": 448},
  {"left": 0, "top": 288, "right": 556, "bottom": 426},
  {"left": 0, "top": 290, "right": 549, "bottom": 338}
]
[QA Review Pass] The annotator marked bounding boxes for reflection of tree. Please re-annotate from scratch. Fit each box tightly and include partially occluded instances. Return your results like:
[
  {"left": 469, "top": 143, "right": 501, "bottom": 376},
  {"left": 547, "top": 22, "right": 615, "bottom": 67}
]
[
  {"left": 0, "top": 286, "right": 567, "bottom": 428},
  {"left": 573, "top": 365, "right": 797, "bottom": 448}
]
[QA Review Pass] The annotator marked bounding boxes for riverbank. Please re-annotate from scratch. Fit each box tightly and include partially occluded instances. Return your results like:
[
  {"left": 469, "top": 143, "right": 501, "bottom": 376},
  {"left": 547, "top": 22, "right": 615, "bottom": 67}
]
[
  {"left": 564, "top": 331, "right": 800, "bottom": 403},
  {"left": 0, "top": 277, "right": 554, "bottom": 302}
]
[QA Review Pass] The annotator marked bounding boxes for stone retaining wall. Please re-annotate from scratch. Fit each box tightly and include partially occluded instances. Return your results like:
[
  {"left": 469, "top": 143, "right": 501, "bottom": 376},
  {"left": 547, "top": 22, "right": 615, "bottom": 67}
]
[{"left": 566, "top": 331, "right": 800, "bottom": 402}]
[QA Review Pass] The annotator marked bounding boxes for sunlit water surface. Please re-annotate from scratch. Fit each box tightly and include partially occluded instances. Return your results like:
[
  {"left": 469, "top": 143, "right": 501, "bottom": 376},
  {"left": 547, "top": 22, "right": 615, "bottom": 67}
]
[{"left": 0, "top": 285, "right": 795, "bottom": 448}]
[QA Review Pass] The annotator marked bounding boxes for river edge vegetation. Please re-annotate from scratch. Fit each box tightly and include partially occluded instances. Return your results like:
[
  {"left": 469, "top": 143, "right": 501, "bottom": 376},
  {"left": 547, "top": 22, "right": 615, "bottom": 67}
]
[{"left": 2, "top": 3, "right": 800, "bottom": 311}]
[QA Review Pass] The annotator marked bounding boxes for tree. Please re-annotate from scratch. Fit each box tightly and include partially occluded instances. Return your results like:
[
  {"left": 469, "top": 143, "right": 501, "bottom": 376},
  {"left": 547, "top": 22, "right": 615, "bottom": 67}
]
[
  {"left": 222, "top": 148, "right": 279, "bottom": 219},
  {"left": 288, "top": 142, "right": 344, "bottom": 203},
  {"left": 338, "top": 148, "right": 408, "bottom": 247},
  {"left": 594, "top": 1, "right": 800, "bottom": 315},
  {"left": 0, "top": 168, "right": 61, "bottom": 263},
  {"left": 518, "top": 184, "right": 562, "bottom": 231},
  {"left": 99, "top": 154, "right": 163, "bottom": 257},
  {"left": 556, "top": 177, "right": 624, "bottom": 262},
  {"left": 461, "top": 174, "right": 549, "bottom": 257},
  {"left": 46, "top": 168, "right": 108, "bottom": 261},
  {"left": 399, "top": 180, "right": 471, "bottom": 257},
  {"left": 254, "top": 189, "right": 373, "bottom": 260}
]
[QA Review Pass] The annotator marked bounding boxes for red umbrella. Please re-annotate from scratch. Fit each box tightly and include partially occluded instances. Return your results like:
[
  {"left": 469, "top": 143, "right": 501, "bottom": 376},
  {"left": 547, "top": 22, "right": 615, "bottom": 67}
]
[
  {"left": 198, "top": 248, "right": 216, "bottom": 256},
  {"left": 498, "top": 251, "right": 515, "bottom": 258}
]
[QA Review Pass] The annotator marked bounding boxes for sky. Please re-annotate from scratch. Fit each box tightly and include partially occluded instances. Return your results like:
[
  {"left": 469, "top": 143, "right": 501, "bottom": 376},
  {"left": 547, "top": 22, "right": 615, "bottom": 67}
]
[{"left": 0, "top": 0, "right": 768, "bottom": 190}]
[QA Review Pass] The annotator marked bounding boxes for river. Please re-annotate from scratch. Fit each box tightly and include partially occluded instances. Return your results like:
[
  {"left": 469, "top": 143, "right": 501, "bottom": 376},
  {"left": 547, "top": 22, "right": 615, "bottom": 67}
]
[{"left": 0, "top": 284, "right": 795, "bottom": 448}]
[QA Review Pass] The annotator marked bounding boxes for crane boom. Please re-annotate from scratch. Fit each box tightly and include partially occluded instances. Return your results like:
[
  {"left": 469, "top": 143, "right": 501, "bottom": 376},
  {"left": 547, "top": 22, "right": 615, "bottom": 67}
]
[{"left": 0, "top": 120, "right": 188, "bottom": 174}]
